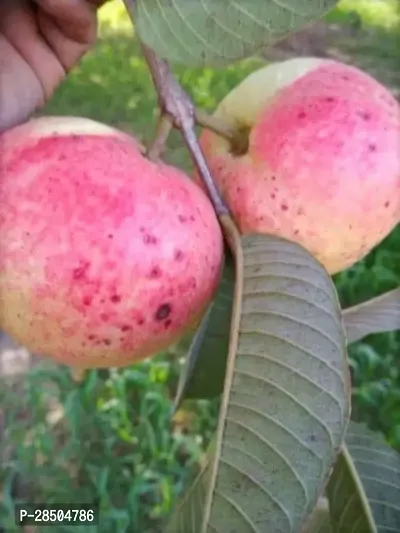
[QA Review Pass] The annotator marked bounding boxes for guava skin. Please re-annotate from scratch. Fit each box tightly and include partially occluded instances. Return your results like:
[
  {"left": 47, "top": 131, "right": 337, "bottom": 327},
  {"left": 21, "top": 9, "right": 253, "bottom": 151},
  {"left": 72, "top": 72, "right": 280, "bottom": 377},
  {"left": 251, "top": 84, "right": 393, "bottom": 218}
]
[
  {"left": 0, "top": 116, "right": 224, "bottom": 368},
  {"left": 198, "top": 58, "right": 400, "bottom": 274}
]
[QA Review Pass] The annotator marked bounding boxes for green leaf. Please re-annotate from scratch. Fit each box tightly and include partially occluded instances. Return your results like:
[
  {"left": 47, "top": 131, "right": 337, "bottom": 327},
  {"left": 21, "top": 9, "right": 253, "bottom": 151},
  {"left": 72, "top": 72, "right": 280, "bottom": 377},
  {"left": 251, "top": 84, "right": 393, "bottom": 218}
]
[
  {"left": 174, "top": 253, "right": 235, "bottom": 407},
  {"left": 166, "top": 218, "right": 350, "bottom": 533},
  {"left": 327, "top": 421, "right": 400, "bottom": 533},
  {"left": 134, "top": 0, "right": 338, "bottom": 67},
  {"left": 303, "top": 498, "right": 332, "bottom": 533},
  {"left": 343, "top": 288, "right": 400, "bottom": 344}
]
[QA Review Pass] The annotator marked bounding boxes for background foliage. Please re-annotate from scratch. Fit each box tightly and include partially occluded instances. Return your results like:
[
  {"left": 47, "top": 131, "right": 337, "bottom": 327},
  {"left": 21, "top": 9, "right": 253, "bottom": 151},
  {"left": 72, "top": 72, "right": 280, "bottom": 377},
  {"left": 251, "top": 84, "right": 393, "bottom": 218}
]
[{"left": 0, "top": 1, "right": 399, "bottom": 531}]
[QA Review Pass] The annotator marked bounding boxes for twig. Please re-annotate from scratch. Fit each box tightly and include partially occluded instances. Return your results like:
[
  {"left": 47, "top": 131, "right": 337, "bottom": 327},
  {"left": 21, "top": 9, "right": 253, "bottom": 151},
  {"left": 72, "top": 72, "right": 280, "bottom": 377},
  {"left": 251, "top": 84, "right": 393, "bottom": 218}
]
[
  {"left": 122, "top": 0, "right": 229, "bottom": 217},
  {"left": 146, "top": 114, "right": 173, "bottom": 161}
]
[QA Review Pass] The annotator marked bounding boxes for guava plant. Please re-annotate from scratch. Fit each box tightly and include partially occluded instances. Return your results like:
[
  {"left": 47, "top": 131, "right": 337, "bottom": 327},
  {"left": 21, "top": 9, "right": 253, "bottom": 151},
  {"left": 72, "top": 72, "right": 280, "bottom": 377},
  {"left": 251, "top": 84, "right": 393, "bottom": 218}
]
[{"left": 0, "top": 0, "right": 399, "bottom": 532}]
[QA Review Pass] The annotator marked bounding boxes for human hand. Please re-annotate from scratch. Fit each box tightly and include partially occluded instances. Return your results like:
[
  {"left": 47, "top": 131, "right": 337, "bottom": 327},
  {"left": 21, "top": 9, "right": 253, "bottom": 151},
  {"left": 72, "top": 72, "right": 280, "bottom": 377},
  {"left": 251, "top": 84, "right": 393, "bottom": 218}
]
[{"left": 0, "top": 0, "right": 106, "bottom": 132}]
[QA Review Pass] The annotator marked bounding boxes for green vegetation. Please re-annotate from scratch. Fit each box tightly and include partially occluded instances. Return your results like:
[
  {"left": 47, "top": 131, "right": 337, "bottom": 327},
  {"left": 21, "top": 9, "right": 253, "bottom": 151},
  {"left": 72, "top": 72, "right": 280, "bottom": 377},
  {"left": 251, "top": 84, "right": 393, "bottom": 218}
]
[{"left": 1, "top": 1, "right": 399, "bottom": 531}]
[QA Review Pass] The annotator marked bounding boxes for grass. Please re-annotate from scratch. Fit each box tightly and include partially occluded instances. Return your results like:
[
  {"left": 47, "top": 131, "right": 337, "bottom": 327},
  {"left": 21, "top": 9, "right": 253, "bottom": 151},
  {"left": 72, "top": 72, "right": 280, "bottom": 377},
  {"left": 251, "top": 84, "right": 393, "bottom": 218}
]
[{"left": 1, "top": 1, "right": 399, "bottom": 531}]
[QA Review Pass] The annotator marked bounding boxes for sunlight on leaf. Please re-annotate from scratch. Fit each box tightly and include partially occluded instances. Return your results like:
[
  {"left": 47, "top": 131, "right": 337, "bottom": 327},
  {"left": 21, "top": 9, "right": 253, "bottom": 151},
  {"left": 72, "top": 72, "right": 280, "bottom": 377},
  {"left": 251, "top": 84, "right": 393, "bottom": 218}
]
[
  {"left": 327, "top": 421, "right": 400, "bottom": 533},
  {"left": 343, "top": 288, "right": 400, "bottom": 344},
  {"left": 135, "top": 0, "right": 338, "bottom": 66},
  {"left": 167, "top": 218, "right": 350, "bottom": 533}
]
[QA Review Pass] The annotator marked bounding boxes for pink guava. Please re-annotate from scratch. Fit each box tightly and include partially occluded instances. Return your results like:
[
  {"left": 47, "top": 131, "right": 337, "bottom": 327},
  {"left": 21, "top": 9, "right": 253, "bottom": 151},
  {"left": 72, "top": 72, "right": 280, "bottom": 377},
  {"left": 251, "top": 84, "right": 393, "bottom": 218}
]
[
  {"left": 198, "top": 57, "right": 400, "bottom": 274},
  {"left": 0, "top": 116, "right": 223, "bottom": 368}
]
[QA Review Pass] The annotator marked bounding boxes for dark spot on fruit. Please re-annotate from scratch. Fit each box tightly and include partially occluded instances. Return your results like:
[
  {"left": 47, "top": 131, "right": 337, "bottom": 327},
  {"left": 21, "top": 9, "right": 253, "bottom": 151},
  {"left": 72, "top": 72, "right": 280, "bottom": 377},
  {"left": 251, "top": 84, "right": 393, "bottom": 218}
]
[
  {"left": 359, "top": 111, "right": 371, "bottom": 121},
  {"left": 83, "top": 296, "right": 92, "bottom": 306},
  {"left": 298, "top": 112, "right": 306, "bottom": 119},
  {"left": 384, "top": 201, "right": 390, "bottom": 208},
  {"left": 103, "top": 339, "right": 111, "bottom": 346},
  {"left": 189, "top": 215, "right": 195, "bottom": 222},
  {"left": 143, "top": 234, "right": 158, "bottom": 245},
  {"left": 297, "top": 208, "right": 304, "bottom": 215},
  {"left": 270, "top": 193, "right": 276, "bottom": 199},
  {"left": 107, "top": 234, "right": 114, "bottom": 239},
  {"left": 174, "top": 249, "right": 184, "bottom": 261},
  {"left": 190, "top": 278, "right": 197, "bottom": 288},
  {"left": 368, "top": 143, "right": 377, "bottom": 152},
  {"left": 73, "top": 266, "right": 87, "bottom": 280},
  {"left": 325, "top": 97, "right": 335, "bottom": 102},
  {"left": 164, "top": 319, "right": 172, "bottom": 329},
  {"left": 155, "top": 303, "right": 171, "bottom": 321},
  {"left": 178, "top": 215, "right": 186, "bottom": 223},
  {"left": 149, "top": 267, "right": 161, "bottom": 278},
  {"left": 100, "top": 313, "right": 109, "bottom": 322},
  {"left": 294, "top": 230, "right": 299, "bottom": 235},
  {"left": 137, "top": 318, "right": 145, "bottom": 326},
  {"left": 342, "top": 75, "right": 349, "bottom": 81},
  {"left": 139, "top": 226, "right": 145, "bottom": 232},
  {"left": 88, "top": 334, "right": 96, "bottom": 341},
  {"left": 121, "top": 324, "right": 131, "bottom": 332},
  {"left": 349, "top": 225, "right": 353, "bottom": 230},
  {"left": 271, "top": 176, "right": 276, "bottom": 181},
  {"left": 281, "top": 204, "right": 289, "bottom": 211},
  {"left": 110, "top": 294, "right": 121, "bottom": 303}
]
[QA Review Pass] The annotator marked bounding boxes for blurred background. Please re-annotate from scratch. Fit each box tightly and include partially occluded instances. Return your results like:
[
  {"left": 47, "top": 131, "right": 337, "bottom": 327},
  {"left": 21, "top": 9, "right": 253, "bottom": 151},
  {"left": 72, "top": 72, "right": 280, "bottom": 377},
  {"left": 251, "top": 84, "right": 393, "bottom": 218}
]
[{"left": 0, "top": 0, "right": 399, "bottom": 531}]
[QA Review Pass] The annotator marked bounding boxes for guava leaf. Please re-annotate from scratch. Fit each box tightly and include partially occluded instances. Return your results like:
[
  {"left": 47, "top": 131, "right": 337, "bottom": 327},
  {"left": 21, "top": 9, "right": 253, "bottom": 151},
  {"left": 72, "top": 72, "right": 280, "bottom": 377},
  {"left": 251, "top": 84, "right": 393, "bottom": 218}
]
[
  {"left": 134, "top": 0, "right": 338, "bottom": 67},
  {"left": 174, "top": 253, "right": 235, "bottom": 408},
  {"left": 327, "top": 421, "right": 400, "bottom": 533},
  {"left": 343, "top": 288, "right": 400, "bottom": 344},
  {"left": 166, "top": 218, "right": 350, "bottom": 533},
  {"left": 303, "top": 498, "right": 332, "bottom": 533}
]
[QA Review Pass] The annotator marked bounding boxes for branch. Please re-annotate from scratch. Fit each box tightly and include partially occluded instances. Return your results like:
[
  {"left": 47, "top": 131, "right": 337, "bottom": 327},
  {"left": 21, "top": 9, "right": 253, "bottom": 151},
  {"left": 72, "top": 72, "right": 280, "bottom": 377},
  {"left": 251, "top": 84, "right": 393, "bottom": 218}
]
[{"left": 122, "top": 0, "right": 229, "bottom": 217}]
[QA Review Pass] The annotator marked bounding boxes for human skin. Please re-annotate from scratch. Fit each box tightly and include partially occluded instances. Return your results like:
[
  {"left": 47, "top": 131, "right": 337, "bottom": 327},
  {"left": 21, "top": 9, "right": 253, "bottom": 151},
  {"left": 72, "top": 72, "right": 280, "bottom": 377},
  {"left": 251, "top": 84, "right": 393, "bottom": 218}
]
[
  {"left": 198, "top": 57, "right": 400, "bottom": 274},
  {"left": 0, "top": 0, "right": 105, "bottom": 132},
  {"left": 0, "top": 116, "right": 224, "bottom": 368}
]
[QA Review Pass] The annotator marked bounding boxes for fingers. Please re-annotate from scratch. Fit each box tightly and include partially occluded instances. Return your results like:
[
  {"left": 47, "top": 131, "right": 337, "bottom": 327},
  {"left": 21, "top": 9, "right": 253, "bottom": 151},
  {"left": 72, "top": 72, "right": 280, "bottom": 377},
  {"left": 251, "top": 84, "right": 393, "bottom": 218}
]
[{"left": 36, "top": 0, "right": 100, "bottom": 44}]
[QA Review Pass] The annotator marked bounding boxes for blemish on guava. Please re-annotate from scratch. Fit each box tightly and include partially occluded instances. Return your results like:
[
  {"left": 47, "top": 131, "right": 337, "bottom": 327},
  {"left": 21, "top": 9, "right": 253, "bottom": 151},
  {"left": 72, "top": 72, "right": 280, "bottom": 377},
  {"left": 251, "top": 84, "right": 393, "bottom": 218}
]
[
  {"left": 103, "top": 339, "right": 111, "bottom": 346},
  {"left": 83, "top": 296, "right": 92, "bottom": 306},
  {"left": 368, "top": 143, "right": 377, "bottom": 152},
  {"left": 190, "top": 215, "right": 195, "bottom": 222},
  {"left": 155, "top": 303, "right": 171, "bottom": 321},
  {"left": 294, "top": 230, "right": 299, "bottom": 235},
  {"left": 384, "top": 201, "right": 390, "bottom": 208},
  {"left": 137, "top": 318, "right": 145, "bottom": 326},
  {"left": 100, "top": 313, "right": 109, "bottom": 322},
  {"left": 325, "top": 97, "right": 335, "bottom": 103},
  {"left": 271, "top": 176, "right": 276, "bottom": 181},
  {"left": 298, "top": 112, "right": 306, "bottom": 119},
  {"left": 88, "top": 334, "right": 96, "bottom": 341},
  {"left": 73, "top": 262, "right": 90, "bottom": 280},
  {"left": 359, "top": 111, "right": 371, "bottom": 121},
  {"left": 281, "top": 204, "right": 289, "bottom": 211},
  {"left": 178, "top": 215, "right": 186, "bottom": 223},
  {"left": 143, "top": 234, "right": 158, "bottom": 245},
  {"left": 149, "top": 267, "right": 161, "bottom": 278},
  {"left": 120, "top": 324, "right": 131, "bottom": 332},
  {"left": 107, "top": 234, "right": 114, "bottom": 239},
  {"left": 110, "top": 294, "right": 121, "bottom": 303},
  {"left": 270, "top": 193, "right": 276, "bottom": 199},
  {"left": 164, "top": 319, "right": 172, "bottom": 329},
  {"left": 174, "top": 249, "right": 184, "bottom": 261}
]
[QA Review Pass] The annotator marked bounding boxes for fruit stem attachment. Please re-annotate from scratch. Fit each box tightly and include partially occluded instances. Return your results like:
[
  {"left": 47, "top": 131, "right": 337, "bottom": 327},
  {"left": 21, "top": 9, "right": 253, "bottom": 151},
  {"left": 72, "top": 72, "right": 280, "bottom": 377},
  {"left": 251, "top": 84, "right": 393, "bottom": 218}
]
[
  {"left": 194, "top": 109, "right": 249, "bottom": 155},
  {"left": 122, "top": 0, "right": 229, "bottom": 217}
]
